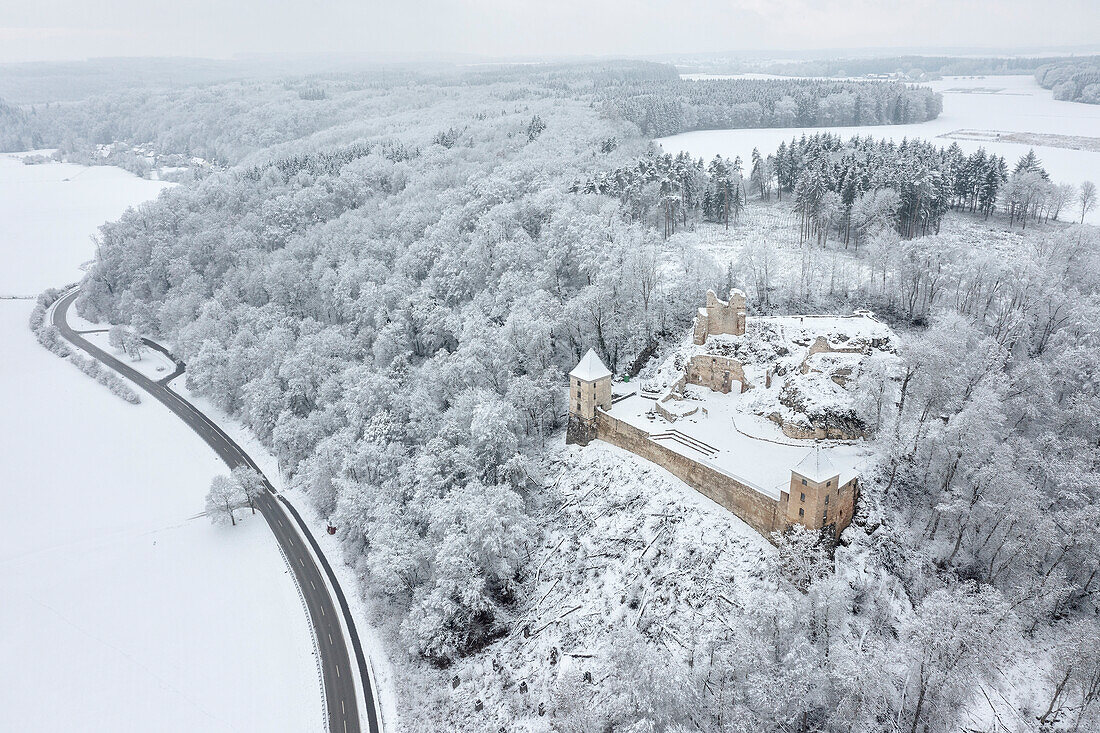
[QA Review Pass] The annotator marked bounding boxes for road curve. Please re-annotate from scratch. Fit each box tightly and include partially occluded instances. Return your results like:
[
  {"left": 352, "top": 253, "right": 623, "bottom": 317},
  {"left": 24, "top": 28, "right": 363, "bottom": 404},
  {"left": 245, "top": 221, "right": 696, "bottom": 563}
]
[{"left": 52, "top": 288, "right": 381, "bottom": 733}]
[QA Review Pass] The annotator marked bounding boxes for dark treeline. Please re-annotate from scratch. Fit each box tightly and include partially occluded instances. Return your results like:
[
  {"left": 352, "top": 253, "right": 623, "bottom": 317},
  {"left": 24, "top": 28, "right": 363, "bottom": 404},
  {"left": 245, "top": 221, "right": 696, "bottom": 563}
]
[
  {"left": 781, "top": 134, "right": 1008, "bottom": 243},
  {"left": 610, "top": 78, "right": 941, "bottom": 137},
  {"left": 578, "top": 133, "right": 1013, "bottom": 244},
  {"left": 1035, "top": 59, "right": 1100, "bottom": 104}
]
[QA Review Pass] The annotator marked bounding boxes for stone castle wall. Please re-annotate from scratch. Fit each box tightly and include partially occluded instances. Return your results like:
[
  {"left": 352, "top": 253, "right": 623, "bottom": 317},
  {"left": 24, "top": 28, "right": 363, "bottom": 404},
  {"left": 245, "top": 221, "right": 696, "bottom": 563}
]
[
  {"left": 686, "top": 354, "right": 748, "bottom": 394},
  {"left": 800, "top": 336, "right": 865, "bottom": 375},
  {"left": 693, "top": 290, "right": 747, "bottom": 344},
  {"left": 595, "top": 410, "right": 782, "bottom": 537}
]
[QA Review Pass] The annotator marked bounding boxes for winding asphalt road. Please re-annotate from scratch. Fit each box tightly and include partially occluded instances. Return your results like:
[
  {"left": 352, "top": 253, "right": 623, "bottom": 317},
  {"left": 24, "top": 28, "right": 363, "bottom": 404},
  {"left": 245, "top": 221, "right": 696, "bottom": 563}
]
[{"left": 52, "top": 288, "right": 380, "bottom": 733}]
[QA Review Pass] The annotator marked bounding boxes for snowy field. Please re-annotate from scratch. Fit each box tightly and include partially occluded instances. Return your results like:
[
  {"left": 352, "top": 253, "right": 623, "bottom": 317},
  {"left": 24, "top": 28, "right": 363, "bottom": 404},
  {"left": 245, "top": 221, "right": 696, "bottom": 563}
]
[
  {"left": 0, "top": 152, "right": 172, "bottom": 295},
  {"left": 660, "top": 75, "right": 1100, "bottom": 224},
  {"left": 0, "top": 157, "right": 323, "bottom": 732}
]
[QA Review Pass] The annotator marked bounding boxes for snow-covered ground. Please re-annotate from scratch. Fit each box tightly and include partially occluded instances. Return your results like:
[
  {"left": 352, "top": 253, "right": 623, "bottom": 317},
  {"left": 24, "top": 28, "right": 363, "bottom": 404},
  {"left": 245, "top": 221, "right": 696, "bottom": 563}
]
[
  {"left": 83, "top": 329, "right": 178, "bottom": 381},
  {"left": 608, "top": 315, "right": 889, "bottom": 497},
  {"left": 400, "top": 438, "right": 778, "bottom": 731},
  {"left": 659, "top": 75, "right": 1100, "bottom": 224},
  {"left": 0, "top": 156, "right": 323, "bottom": 731},
  {"left": 0, "top": 152, "right": 171, "bottom": 295},
  {"left": 167, "top": 374, "right": 400, "bottom": 731}
]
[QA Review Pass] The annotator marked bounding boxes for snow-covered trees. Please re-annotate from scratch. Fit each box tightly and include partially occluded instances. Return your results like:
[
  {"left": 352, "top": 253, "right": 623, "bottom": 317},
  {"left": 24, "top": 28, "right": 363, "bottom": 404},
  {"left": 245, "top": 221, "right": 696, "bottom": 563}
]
[
  {"left": 57, "top": 59, "right": 1100, "bottom": 730},
  {"left": 108, "top": 324, "right": 144, "bottom": 360},
  {"left": 231, "top": 466, "right": 266, "bottom": 514},
  {"left": 1081, "top": 180, "right": 1097, "bottom": 223},
  {"left": 611, "top": 76, "right": 941, "bottom": 136},
  {"left": 31, "top": 290, "right": 143, "bottom": 404},
  {"left": 583, "top": 134, "right": 1012, "bottom": 247},
  {"left": 900, "top": 584, "right": 1016, "bottom": 733},
  {"left": 1041, "top": 619, "right": 1100, "bottom": 729},
  {"left": 74, "top": 77, "right": 704, "bottom": 671},
  {"left": 205, "top": 475, "right": 244, "bottom": 526},
  {"left": 1036, "top": 59, "right": 1100, "bottom": 104},
  {"left": 403, "top": 480, "right": 532, "bottom": 664}
]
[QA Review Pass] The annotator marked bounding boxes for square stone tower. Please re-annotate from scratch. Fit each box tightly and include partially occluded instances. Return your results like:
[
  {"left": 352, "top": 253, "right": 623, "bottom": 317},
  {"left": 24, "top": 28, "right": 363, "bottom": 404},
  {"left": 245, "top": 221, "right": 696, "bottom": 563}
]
[
  {"left": 566, "top": 349, "right": 612, "bottom": 446},
  {"left": 785, "top": 447, "right": 857, "bottom": 535}
]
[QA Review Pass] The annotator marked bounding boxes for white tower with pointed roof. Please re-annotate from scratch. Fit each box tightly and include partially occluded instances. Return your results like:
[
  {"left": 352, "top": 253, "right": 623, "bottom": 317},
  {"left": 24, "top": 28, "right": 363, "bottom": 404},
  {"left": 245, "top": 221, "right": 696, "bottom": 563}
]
[{"left": 566, "top": 349, "right": 612, "bottom": 445}]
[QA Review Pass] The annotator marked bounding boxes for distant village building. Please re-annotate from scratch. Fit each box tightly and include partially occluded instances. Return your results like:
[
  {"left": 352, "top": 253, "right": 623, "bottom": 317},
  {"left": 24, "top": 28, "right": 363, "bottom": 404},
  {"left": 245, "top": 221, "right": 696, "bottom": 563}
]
[{"left": 566, "top": 290, "right": 896, "bottom": 540}]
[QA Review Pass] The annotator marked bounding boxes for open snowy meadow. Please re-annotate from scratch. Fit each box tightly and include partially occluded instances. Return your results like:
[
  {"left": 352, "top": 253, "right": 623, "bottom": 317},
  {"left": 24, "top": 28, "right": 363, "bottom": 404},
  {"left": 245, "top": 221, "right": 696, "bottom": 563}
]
[
  {"left": 0, "top": 155, "right": 323, "bottom": 732},
  {"left": 0, "top": 153, "right": 172, "bottom": 295},
  {"left": 660, "top": 74, "right": 1100, "bottom": 224}
]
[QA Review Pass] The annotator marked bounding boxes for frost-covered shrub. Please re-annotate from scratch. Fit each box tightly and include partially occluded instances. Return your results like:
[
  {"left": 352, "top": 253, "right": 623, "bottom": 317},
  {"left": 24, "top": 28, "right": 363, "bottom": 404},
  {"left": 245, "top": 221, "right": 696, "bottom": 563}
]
[
  {"left": 30, "top": 287, "right": 140, "bottom": 404},
  {"left": 29, "top": 289, "right": 72, "bottom": 358},
  {"left": 35, "top": 324, "right": 71, "bottom": 357}
]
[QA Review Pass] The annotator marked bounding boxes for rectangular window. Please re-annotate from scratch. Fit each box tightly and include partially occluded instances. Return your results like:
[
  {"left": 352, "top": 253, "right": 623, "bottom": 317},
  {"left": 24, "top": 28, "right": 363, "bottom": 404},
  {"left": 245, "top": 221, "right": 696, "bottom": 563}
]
[
  {"left": 823, "top": 509, "right": 828, "bottom": 520},
  {"left": 798, "top": 508, "right": 804, "bottom": 517},
  {"left": 826, "top": 480, "right": 831, "bottom": 487},
  {"left": 801, "top": 478, "right": 807, "bottom": 486},
  {"left": 824, "top": 495, "right": 830, "bottom": 505},
  {"left": 800, "top": 492, "right": 805, "bottom": 502}
]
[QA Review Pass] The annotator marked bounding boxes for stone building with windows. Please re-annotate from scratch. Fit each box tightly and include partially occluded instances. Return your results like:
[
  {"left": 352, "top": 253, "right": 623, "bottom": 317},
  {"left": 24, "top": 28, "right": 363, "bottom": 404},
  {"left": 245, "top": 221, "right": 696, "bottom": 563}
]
[
  {"left": 565, "top": 291, "right": 894, "bottom": 540},
  {"left": 566, "top": 349, "right": 612, "bottom": 446}
]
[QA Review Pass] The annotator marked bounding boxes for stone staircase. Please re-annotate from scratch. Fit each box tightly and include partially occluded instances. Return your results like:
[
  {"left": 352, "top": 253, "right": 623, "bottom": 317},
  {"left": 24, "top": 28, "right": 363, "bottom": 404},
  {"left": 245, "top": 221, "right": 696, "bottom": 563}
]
[{"left": 649, "top": 428, "right": 719, "bottom": 458}]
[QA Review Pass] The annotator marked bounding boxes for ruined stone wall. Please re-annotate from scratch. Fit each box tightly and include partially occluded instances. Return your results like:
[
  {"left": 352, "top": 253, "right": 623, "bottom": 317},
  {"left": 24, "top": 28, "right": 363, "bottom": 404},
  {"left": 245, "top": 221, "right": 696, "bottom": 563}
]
[
  {"left": 693, "top": 290, "right": 747, "bottom": 344},
  {"left": 778, "top": 421, "right": 864, "bottom": 441},
  {"left": 693, "top": 309, "right": 709, "bottom": 346},
  {"left": 595, "top": 411, "right": 782, "bottom": 537},
  {"left": 705, "top": 290, "right": 746, "bottom": 337},
  {"left": 800, "top": 336, "right": 865, "bottom": 374},
  {"left": 765, "top": 411, "right": 865, "bottom": 441},
  {"left": 654, "top": 399, "right": 699, "bottom": 422},
  {"left": 686, "top": 354, "right": 748, "bottom": 394}
]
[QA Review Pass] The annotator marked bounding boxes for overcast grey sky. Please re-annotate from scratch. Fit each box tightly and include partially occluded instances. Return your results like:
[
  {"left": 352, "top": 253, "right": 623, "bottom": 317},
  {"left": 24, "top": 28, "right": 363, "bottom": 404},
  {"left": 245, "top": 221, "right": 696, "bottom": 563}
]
[{"left": 1, "top": 0, "right": 1097, "bottom": 63}]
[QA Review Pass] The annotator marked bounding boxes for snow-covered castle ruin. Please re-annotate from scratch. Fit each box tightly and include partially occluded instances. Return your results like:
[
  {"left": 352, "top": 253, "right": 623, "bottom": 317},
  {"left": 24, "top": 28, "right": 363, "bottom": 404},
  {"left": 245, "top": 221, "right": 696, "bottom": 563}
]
[{"left": 567, "top": 290, "right": 896, "bottom": 539}]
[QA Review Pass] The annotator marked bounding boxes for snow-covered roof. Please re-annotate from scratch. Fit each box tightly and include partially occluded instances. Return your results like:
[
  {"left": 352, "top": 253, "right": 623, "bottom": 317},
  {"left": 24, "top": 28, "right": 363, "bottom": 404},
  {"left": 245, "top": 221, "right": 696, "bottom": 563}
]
[
  {"left": 570, "top": 349, "right": 612, "bottom": 382},
  {"left": 793, "top": 447, "right": 841, "bottom": 482}
]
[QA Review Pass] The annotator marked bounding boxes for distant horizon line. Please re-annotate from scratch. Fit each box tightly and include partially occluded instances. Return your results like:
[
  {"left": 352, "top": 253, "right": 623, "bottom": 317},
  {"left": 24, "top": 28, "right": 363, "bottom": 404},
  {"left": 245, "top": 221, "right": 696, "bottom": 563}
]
[{"left": 3, "top": 43, "right": 1100, "bottom": 68}]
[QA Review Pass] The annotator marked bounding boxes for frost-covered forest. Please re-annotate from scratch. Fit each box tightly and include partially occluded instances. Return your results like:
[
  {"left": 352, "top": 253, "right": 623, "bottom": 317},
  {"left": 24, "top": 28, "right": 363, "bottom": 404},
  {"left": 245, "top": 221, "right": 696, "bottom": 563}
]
[
  {"left": 610, "top": 77, "right": 941, "bottom": 136},
  {"left": 20, "top": 59, "right": 1100, "bottom": 731},
  {"left": 0, "top": 60, "right": 941, "bottom": 163},
  {"left": 1035, "top": 60, "right": 1100, "bottom": 105}
]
